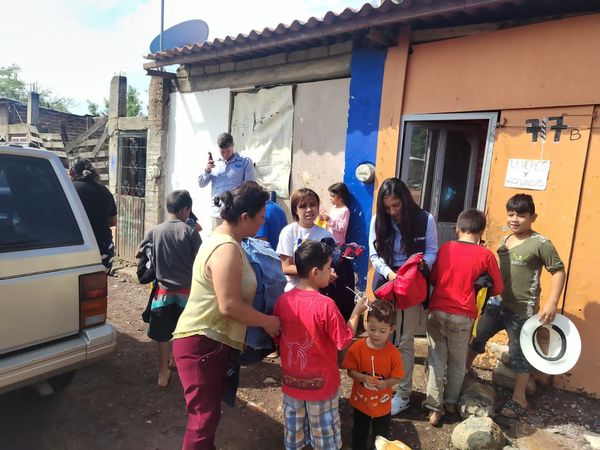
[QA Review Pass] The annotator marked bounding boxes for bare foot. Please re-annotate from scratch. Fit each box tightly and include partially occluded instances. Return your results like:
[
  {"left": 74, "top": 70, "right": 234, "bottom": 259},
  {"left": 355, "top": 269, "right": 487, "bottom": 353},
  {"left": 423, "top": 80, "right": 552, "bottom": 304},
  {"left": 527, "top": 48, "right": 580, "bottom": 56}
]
[
  {"left": 158, "top": 370, "right": 171, "bottom": 388},
  {"left": 429, "top": 410, "right": 444, "bottom": 427}
]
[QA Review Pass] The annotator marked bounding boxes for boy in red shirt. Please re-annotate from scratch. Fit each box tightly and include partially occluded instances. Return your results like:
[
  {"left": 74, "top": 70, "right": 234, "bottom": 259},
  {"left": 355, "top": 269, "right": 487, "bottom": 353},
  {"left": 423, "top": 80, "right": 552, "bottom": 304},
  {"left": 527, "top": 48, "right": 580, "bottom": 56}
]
[
  {"left": 424, "top": 209, "right": 503, "bottom": 426},
  {"left": 274, "top": 240, "right": 368, "bottom": 450},
  {"left": 342, "top": 300, "right": 404, "bottom": 450}
]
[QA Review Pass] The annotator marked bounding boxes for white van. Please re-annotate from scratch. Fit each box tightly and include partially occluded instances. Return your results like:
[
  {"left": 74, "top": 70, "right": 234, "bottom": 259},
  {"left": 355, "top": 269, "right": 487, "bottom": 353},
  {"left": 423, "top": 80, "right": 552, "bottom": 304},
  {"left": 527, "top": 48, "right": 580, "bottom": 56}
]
[{"left": 0, "top": 145, "right": 117, "bottom": 394}]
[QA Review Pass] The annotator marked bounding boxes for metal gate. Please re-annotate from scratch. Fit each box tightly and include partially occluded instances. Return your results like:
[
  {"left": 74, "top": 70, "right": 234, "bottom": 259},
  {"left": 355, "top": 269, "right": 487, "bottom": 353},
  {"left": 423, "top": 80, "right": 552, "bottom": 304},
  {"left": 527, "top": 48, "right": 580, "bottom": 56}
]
[{"left": 116, "top": 132, "right": 147, "bottom": 261}]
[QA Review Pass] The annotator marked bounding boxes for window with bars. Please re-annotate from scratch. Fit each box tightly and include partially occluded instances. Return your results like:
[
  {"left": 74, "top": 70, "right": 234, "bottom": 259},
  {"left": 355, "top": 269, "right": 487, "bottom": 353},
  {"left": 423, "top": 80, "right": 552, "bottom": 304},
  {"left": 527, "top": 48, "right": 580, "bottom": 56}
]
[{"left": 118, "top": 133, "right": 147, "bottom": 197}]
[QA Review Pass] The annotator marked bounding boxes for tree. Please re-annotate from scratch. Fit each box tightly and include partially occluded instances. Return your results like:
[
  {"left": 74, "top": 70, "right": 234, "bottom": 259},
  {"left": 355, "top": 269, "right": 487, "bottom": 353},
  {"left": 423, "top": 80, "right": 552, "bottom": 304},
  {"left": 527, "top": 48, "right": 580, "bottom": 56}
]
[
  {"left": 0, "top": 64, "right": 75, "bottom": 113},
  {"left": 38, "top": 89, "right": 76, "bottom": 113},
  {"left": 0, "top": 65, "right": 27, "bottom": 100},
  {"left": 87, "top": 100, "right": 101, "bottom": 116},
  {"left": 126, "top": 86, "right": 143, "bottom": 117},
  {"left": 87, "top": 85, "right": 144, "bottom": 117}
]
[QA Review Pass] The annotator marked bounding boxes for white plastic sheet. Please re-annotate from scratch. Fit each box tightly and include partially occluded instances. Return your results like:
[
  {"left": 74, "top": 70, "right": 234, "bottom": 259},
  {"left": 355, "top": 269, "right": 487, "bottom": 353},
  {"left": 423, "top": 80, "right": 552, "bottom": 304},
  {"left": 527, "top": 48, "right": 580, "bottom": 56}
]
[{"left": 231, "top": 85, "right": 293, "bottom": 198}]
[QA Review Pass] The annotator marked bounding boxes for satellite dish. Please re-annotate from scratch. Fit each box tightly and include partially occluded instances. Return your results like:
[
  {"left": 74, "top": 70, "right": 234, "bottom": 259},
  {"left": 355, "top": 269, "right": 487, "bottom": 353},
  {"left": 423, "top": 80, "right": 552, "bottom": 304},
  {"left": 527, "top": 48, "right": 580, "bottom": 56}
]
[{"left": 150, "top": 19, "right": 209, "bottom": 53}]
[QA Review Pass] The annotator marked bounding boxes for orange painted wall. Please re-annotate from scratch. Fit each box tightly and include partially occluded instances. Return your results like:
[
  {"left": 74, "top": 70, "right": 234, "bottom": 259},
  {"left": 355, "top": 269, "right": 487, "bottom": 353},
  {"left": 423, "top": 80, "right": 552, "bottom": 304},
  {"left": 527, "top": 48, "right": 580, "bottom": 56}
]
[
  {"left": 373, "top": 27, "right": 410, "bottom": 187},
  {"left": 369, "top": 28, "right": 410, "bottom": 295},
  {"left": 555, "top": 108, "right": 600, "bottom": 396},
  {"left": 373, "top": 13, "right": 600, "bottom": 395},
  {"left": 403, "top": 14, "right": 600, "bottom": 115},
  {"left": 484, "top": 106, "right": 593, "bottom": 275},
  {"left": 484, "top": 108, "right": 594, "bottom": 396}
]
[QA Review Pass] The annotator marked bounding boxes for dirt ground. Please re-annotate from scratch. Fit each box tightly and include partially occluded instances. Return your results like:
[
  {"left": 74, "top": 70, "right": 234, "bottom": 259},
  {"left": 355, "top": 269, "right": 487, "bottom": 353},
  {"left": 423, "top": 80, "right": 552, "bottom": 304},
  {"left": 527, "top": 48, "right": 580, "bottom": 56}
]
[{"left": 1, "top": 272, "right": 599, "bottom": 450}]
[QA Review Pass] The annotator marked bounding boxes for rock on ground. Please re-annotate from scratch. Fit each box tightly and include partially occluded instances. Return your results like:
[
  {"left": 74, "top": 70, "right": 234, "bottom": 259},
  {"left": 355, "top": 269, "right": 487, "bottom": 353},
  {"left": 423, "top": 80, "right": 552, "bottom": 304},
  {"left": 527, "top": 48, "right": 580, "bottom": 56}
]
[
  {"left": 489, "top": 342, "right": 510, "bottom": 365},
  {"left": 584, "top": 430, "right": 600, "bottom": 449},
  {"left": 459, "top": 383, "right": 496, "bottom": 419},
  {"left": 451, "top": 417, "right": 505, "bottom": 450},
  {"left": 492, "top": 362, "right": 536, "bottom": 395}
]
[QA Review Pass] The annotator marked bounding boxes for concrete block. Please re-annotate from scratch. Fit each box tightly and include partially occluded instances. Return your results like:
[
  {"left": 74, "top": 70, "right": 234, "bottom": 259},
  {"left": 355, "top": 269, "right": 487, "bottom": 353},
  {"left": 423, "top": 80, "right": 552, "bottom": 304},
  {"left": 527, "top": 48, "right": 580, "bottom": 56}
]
[
  {"left": 251, "top": 57, "right": 268, "bottom": 68},
  {"left": 329, "top": 41, "right": 353, "bottom": 55},
  {"left": 27, "top": 92, "right": 39, "bottom": 125},
  {"left": 219, "top": 62, "right": 235, "bottom": 72},
  {"left": 189, "top": 66, "right": 205, "bottom": 76},
  {"left": 204, "top": 64, "right": 219, "bottom": 74},
  {"left": 108, "top": 76, "right": 127, "bottom": 118},
  {"left": 266, "top": 53, "right": 286, "bottom": 66},
  {"left": 287, "top": 49, "right": 308, "bottom": 63},
  {"left": 235, "top": 60, "right": 253, "bottom": 71},
  {"left": 308, "top": 46, "right": 328, "bottom": 59}
]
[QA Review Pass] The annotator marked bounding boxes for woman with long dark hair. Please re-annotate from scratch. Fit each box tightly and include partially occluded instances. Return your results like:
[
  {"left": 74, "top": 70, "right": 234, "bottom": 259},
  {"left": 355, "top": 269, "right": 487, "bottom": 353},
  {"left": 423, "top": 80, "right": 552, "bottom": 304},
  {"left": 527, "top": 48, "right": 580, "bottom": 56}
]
[
  {"left": 369, "top": 177, "right": 438, "bottom": 415},
  {"left": 172, "top": 181, "right": 280, "bottom": 450},
  {"left": 69, "top": 157, "right": 117, "bottom": 272}
]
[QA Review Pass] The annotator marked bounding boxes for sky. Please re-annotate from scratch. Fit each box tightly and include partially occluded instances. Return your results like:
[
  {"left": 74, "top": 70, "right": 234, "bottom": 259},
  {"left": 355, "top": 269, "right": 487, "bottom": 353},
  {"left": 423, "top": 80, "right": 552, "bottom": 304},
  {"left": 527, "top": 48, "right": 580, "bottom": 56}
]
[{"left": 2, "top": 0, "right": 371, "bottom": 115}]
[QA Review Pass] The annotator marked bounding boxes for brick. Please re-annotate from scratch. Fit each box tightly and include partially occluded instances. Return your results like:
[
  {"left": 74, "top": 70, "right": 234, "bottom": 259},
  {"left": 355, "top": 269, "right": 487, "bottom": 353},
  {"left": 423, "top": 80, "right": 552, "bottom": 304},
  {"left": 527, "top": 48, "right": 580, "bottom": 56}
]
[
  {"left": 266, "top": 53, "right": 286, "bottom": 66},
  {"left": 251, "top": 57, "right": 268, "bottom": 68},
  {"left": 235, "top": 60, "right": 253, "bottom": 71},
  {"left": 189, "top": 66, "right": 205, "bottom": 76},
  {"left": 329, "top": 41, "right": 353, "bottom": 56},
  {"left": 308, "top": 46, "right": 328, "bottom": 59},
  {"left": 219, "top": 62, "right": 235, "bottom": 72},
  {"left": 287, "top": 49, "right": 308, "bottom": 63},
  {"left": 205, "top": 64, "right": 219, "bottom": 74}
]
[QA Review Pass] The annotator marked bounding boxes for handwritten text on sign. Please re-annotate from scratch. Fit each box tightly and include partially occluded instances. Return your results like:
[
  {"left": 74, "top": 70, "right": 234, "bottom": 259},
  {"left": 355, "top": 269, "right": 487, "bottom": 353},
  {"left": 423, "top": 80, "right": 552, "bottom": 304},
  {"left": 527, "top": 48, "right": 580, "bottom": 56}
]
[{"left": 504, "top": 159, "right": 551, "bottom": 191}]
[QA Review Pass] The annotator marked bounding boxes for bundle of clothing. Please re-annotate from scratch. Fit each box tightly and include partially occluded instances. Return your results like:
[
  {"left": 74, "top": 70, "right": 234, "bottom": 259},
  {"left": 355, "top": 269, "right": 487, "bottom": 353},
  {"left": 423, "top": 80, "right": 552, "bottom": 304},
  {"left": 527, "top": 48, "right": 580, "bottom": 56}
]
[
  {"left": 373, "top": 252, "right": 430, "bottom": 310},
  {"left": 224, "top": 237, "right": 287, "bottom": 405}
]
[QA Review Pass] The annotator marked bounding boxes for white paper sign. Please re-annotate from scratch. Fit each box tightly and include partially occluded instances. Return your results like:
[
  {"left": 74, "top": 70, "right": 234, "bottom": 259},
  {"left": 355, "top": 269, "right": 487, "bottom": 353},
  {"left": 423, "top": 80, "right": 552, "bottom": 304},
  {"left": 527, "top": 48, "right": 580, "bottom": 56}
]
[{"left": 504, "top": 159, "right": 551, "bottom": 191}]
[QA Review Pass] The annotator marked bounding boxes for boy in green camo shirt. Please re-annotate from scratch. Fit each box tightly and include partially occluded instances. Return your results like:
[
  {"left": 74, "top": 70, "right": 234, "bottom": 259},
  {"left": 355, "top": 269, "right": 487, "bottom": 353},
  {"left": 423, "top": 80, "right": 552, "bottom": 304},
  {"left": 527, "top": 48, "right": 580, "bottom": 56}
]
[{"left": 468, "top": 193, "right": 565, "bottom": 419}]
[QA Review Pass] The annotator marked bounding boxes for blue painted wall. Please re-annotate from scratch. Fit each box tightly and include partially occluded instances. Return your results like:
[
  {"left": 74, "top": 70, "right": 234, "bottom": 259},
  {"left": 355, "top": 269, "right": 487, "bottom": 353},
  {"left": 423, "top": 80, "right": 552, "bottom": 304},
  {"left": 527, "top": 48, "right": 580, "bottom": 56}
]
[{"left": 343, "top": 47, "right": 387, "bottom": 290}]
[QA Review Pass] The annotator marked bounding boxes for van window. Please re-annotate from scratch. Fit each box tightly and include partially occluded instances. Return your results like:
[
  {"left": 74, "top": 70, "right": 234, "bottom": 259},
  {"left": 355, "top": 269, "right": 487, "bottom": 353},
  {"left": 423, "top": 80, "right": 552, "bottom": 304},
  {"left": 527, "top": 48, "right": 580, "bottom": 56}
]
[{"left": 0, "top": 155, "right": 83, "bottom": 253}]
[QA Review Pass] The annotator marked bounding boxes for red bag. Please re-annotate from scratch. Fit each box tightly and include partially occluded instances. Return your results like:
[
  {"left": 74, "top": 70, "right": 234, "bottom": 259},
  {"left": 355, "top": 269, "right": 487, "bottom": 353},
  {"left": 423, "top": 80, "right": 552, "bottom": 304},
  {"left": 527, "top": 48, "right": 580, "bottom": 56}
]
[{"left": 374, "top": 253, "right": 428, "bottom": 310}]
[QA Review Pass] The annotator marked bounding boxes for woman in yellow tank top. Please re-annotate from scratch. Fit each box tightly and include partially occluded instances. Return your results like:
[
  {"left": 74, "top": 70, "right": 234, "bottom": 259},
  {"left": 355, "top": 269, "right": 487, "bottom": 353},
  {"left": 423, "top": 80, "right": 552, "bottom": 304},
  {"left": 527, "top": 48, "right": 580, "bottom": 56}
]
[{"left": 172, "top": 181, "right": 281, "bottom": 450}]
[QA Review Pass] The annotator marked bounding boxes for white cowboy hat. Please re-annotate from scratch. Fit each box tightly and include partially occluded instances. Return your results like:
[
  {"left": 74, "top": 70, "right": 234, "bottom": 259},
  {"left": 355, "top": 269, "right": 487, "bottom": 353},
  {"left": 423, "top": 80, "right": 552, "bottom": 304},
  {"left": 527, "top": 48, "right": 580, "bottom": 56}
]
[{"left": 520, "top": 313, "right": 581, "bottom": 375}]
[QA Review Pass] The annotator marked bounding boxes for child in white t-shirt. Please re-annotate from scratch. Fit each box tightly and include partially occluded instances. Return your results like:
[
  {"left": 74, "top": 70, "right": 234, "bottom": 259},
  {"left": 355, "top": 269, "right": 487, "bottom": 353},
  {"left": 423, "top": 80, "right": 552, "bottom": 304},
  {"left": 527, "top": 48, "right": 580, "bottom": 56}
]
[{"left": 276, "top": 188, "right": 334, "bottom": 291}]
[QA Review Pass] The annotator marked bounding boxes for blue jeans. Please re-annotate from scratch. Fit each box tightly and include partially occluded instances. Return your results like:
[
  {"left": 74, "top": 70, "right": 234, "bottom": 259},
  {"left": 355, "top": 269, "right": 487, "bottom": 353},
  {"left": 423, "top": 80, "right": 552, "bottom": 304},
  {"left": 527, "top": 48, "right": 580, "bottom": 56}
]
[{"left": 470, "top": 302, "right": 532, "bottom": 373}]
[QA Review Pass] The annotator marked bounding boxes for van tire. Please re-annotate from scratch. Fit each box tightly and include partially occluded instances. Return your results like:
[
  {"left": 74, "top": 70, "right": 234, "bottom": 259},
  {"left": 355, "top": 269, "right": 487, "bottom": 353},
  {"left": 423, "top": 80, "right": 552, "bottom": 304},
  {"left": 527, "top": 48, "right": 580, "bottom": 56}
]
[{"left": 47, "top": 370, "right": 76, "bottom": 393}]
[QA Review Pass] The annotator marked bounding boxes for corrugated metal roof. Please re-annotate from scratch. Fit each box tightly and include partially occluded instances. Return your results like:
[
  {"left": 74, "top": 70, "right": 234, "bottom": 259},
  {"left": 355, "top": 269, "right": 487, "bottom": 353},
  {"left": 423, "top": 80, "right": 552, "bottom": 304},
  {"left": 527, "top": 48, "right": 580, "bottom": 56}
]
[{"left": 144, "top": 0, "right": 600, "bottom": 69}]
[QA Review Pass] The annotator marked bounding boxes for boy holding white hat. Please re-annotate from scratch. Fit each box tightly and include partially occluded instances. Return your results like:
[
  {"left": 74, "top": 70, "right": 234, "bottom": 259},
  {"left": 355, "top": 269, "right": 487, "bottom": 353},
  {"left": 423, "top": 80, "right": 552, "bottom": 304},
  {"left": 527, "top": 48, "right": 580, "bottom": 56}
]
[{"left": 467, "top": 193, "right": 566, "bottom": 419}]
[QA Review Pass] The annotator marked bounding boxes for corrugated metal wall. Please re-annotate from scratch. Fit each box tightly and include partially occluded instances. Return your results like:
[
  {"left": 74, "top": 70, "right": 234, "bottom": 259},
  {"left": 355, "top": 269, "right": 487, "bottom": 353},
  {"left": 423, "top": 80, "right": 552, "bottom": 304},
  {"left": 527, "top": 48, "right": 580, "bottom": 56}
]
[{"left": 117, "top": 196, "right": 145, "bottom": 261}]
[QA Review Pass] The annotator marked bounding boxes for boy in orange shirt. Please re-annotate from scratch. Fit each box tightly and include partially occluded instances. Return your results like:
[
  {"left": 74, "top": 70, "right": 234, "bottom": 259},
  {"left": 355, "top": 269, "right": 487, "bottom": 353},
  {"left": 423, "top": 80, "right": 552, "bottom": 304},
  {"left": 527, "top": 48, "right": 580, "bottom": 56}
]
[{"left": 342, "top": 300, "right": 404, "bottom": 450}]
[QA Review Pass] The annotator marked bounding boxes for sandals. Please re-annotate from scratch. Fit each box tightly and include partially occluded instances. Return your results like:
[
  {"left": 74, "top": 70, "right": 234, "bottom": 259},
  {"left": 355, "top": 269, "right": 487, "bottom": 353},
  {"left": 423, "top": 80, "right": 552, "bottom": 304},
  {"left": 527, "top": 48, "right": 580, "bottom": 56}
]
[{"left": 500, "top": 399, "right": 528, "bottom": 418}]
